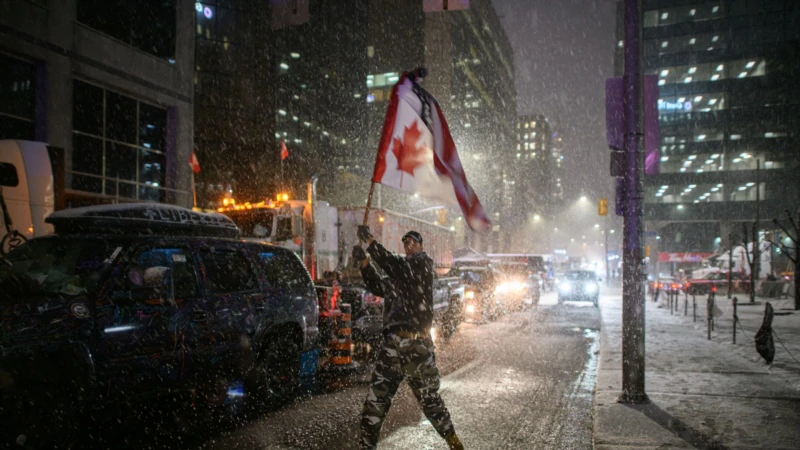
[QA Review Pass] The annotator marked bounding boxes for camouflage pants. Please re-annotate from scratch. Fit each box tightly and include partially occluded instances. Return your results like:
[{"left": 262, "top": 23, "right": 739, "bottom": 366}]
[{"left": 360, "top": 332, "right": 455, "bottom": 450}]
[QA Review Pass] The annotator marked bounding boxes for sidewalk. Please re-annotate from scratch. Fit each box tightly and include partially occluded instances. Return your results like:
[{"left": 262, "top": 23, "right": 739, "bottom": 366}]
[{"left": 594, "top": 288, "right": 800, "bottom": 450}]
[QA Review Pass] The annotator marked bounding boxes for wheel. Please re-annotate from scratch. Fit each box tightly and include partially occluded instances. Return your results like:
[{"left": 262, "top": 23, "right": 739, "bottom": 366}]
[{"left": 246, "top": 334, "right": 300, "bottom": 410}]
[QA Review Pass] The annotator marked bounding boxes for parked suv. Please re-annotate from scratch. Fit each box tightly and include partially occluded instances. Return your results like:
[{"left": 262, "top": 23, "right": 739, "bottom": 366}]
[{"left": 0, "top": 204, "right": 318, "bottom": 447}]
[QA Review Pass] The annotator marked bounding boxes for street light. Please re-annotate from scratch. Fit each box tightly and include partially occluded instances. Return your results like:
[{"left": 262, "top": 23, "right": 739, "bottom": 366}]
[
  {"left": 534, "top": 214, "right": 541, "bottom": 221},
  {"left": 580, "top": 196, "right": 588, "bottom": 202}
]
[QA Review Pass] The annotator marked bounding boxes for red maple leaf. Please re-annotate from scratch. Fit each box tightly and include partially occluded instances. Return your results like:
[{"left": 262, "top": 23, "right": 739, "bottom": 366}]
[{"left": 391, "top": 121, "right": 426, "bottom": 175}]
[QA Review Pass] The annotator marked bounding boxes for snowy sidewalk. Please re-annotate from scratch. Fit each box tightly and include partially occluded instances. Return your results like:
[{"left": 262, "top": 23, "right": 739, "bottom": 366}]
[{"left": 594, "top": 289, "right": 800, "bottom": 450}]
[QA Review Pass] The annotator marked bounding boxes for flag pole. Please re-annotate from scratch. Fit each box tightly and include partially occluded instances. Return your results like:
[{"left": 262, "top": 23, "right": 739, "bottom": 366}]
[
  {"left": 363, "top": 181, "right": 375, "bottom": 225},
  {"left": 191, "top": 172, "right": 197, "bottom": 209}
]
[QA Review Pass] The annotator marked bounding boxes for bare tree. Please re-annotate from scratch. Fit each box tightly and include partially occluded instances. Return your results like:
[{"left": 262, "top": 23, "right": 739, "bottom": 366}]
[
  {"left": 741, "top": 223, "right": 757, "bottom": 304},
  {"left": 771, "top": 209, "right": 799, "bottom": 310}
]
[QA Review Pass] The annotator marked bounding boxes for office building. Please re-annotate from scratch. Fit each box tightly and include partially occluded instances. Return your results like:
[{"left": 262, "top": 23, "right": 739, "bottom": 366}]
[
  {"left": 615, "top": 0, "right": 800, "bottom": 254},
  {"left": 0, "top": 0, "right": 196, "bottom": 207}
]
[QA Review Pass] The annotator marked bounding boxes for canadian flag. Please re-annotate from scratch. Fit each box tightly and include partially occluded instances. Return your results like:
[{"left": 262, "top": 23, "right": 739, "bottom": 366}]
[
  {"left": 188, "top": 150, "right": 201, "bottom": 173},
  {"left": 372, "top": 72, "right": 490, "bottom": 233},
  {"left": 280, "top": 139, "right": 289, "bottom": 160}
]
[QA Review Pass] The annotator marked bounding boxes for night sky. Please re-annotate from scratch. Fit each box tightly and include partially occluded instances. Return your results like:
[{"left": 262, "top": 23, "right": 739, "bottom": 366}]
[{"left": 491, "top": 0, "right": 617, "bottom": 202}]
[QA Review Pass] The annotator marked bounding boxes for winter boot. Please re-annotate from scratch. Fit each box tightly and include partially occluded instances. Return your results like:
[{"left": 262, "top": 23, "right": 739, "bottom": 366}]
[{"left": 446, "top": 433, "right": 464, "bottom": 450}]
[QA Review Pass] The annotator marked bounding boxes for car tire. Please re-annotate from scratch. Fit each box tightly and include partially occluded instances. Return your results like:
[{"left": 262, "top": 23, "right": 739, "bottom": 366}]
[{"left": 246, "top": 334, "right": 300, "bottom": 411}]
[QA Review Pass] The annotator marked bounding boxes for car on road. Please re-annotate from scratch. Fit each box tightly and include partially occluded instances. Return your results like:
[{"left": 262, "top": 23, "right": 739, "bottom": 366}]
[
  {"left": 0, "top": 204, "right": 318, "bottom": 447},
  {"left": 648, "top": 276, "right": 682, "bottom": 294},
  {"left": 557, "top": 270, "right": 600, "bottom": 307},
  {"left": 445, "top": 265, "right": 501, "bottom": 322},
  {"left": 493, "top": 262, "right": 540, "bottom": 310}
]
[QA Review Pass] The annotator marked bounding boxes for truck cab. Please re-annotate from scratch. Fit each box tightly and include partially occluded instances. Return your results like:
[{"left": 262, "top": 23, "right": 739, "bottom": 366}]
[{"left": 0, "top": 140, "right": 64, "bottom": 252}]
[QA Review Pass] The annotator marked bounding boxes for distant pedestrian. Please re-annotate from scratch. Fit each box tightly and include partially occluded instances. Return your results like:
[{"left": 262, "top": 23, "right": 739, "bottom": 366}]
[{"left": 353, "top": 226, "right": 464, "bottom": 450}]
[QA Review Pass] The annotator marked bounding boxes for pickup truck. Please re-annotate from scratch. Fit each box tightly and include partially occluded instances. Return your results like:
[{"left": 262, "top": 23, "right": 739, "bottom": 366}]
[{"left": 434, "top": 275, "right": 465, "bottom": 338}]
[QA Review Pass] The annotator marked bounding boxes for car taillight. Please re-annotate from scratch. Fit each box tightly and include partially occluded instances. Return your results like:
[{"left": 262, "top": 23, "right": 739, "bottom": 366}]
[{"left": 671, "top": 284, "right": 679, "bottom": 290}]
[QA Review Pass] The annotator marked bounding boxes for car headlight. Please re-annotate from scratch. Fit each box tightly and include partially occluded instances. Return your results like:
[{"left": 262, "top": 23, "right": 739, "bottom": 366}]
[
  {"left": 465, "top": 290, "right": 475, "bottom": 299},
  {"left": 466, "top": 304, "right": 475, "bottom": 313},
  {"left": 558, "top": 281, "right": 572, "bottom": 292},
  {"left": 585, "top": 283, "right": 597, "bottom": 293}
]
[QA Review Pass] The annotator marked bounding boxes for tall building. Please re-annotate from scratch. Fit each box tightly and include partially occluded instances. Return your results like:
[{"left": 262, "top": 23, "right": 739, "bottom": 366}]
[
  {"left": 194, "top": 1, "right": 274, "bottom": 208},
  {"left": 615, "top": 0, "right": 800, "bottom": 256},
  {"left": 265, "top": 1, "right": 516, "bottom": 252},
  {"left": 0, "top": 0, "right": 196, "bottom": 207}
]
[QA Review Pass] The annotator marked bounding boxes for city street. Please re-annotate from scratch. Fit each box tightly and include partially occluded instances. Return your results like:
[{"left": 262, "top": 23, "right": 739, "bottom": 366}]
[{"left": 194, "top": 291, "right": 602, "bottom": 450}]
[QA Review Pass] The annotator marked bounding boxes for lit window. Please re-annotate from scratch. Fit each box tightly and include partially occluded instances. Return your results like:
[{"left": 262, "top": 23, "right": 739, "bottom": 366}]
[
  {"left": 712, "top": 35, "right": 719, "bottom": 42},
  {"left": 684, "top": 77, "right": 692, "bottom": 83},
  {"left": 279, "top": 62, "right": 289, "bottom": 70},
  {"left": 660, "top": 156, "right": 669, "bottom": 162},
  {"left": 290, "top": 52, "right": 300, "bottom": 59},
  {"left": 738, "top": 72, "right": 747, "bottom": 78},
  {"left": 712, "top": 6, "right": 719, "bottom": 13},
  {"left": 708, "top": 99, "right": 717, "bottom": 105},
  {"left": 278, "top": 109, "right": 287, "bottom": 116},
  {"left": 661, "top": 12, "right": 668, "bottom": 20},
  {"left": 662, "top": 41, "right": 669, "bottom": 48},
  {"left": 689, "top": 8, "right": 696, "bottom": 16},
  {"left": 688, "top": 155, "right": 697, "bottom": 160},
  {"left": 694, "top": 95, "right": 702, "bottom": 102},
  {"left": 697, "top": 135, "right": 706, "bottom": 140},
  {"left": 711, "top": 74, "right": 720, "bottom": 81},
  {"left": 658, "top": 79, "right": 666, "bottom": 86},
  {"left": 660, "top": 69, "right": 669, "bottom": 77},
  {"left": 689, "top": 38, "right": 696, "bottom": 45},
  {"left": 730, "top": 134, "right": 741, "bottom": 140},
  {"left": 746, "top": 61, "right": 755, "bottom": 69},
  {"left": 688, "top": 67, "right": 697, "bottom": 74},
  {"left": 711, "top": 154, "right": 719, "bottom": 159}
]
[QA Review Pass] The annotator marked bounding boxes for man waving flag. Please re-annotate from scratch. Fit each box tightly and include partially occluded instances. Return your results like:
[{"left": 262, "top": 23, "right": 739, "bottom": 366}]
[{"left": 370, "top": 68, "right": 490, "bottom": 233}]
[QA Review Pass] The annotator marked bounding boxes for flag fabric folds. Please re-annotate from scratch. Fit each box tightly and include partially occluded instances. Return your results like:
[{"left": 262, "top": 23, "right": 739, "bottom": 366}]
[
  {"left": 188, "top": 150, "right": 201, "bottom": 173},
  {"left": 280, "top": 139, "right": 289, "bottom": 160},
  {"left": 371, "top": 73, "right": 490, "bottom": 233}
]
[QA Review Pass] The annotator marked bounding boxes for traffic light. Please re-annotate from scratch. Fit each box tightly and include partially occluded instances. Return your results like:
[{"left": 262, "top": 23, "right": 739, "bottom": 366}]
[{"left": 598, "top": 198, "right": 608, "bottom": 216}]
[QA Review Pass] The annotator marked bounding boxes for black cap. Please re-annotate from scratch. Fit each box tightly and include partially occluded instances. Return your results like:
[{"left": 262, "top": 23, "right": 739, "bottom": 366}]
[{"left": 402, "top": 230, "right": 423, "bottom": 244}]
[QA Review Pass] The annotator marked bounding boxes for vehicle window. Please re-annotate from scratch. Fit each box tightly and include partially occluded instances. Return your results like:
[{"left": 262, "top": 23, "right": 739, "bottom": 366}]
[
  {"left": 0, "top": 163, "right": 19, "bottom": 187},
  {"left": 256, "top": 249, "right": 311, "bottom": 289},
  {"left": 202, "top": 248, "right": 258, "bottom": 293},
  {"left": 565, "top": 271, "right": 597, "bottom": 281},
  {"left": 225, "top": 210, "right": 274, "bottom": 238},
  {"left": 109, "top": 246, "right": 198, "bottom": 303},
  {"left": 0, "top": 238, "right": 115, "bottom": 298}
]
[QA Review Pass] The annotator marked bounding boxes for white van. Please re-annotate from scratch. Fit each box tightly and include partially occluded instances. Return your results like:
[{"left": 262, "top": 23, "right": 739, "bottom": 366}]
[{"left": 0, "top": 140, "right": 64, "bottom": 249}]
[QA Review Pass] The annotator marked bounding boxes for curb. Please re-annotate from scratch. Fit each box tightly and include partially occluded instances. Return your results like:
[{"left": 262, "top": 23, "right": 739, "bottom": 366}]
[{"left": 592, "top": 300, "right": 610, "bottom": 450}]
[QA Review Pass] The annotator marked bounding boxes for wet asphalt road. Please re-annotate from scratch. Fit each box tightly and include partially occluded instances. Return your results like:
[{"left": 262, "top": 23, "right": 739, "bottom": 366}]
[{"left": 191, "top": 291, "right": 602, "bottom": 450}]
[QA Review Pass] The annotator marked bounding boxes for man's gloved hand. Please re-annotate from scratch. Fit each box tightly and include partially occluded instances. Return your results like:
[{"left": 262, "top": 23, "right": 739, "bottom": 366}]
[
  {"left": 357, "top": 225, "right": 372, "bottom": 242},
  {"left": 352, "top": 245, "right": 367, "bottom": 262}
]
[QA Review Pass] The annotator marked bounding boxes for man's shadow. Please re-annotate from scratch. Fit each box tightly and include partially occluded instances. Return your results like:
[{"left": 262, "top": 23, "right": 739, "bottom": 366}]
[{"left": 625, "top": 401, "right": 731, "bottom": 450}]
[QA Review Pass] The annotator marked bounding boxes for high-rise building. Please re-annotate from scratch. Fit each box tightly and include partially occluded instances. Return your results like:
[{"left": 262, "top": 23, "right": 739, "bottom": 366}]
[
  {"left": 1, "top": 0, "right": 196, "bottom": 207},
  {"left": 615, "top": 0, "right": 800, "bottom": 255},
  {"left": 194, "top": 1, "right": 274, "bottom": 208},
  {"left": 265, "top": 1, "right": 516, "bottom": 252}
]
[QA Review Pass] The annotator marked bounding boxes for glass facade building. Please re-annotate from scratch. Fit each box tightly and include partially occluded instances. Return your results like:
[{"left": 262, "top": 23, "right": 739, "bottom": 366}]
[
  {"left": 0, "top": 0, "right": 195, "bottom": 207},
  {"left": 616, "top": 0, "right": 800, "bottom": 252}
]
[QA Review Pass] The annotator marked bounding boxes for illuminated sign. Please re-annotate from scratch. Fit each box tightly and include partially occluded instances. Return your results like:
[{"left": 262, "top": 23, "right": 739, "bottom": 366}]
[
  {"left": 658, "top": 100, "right": 692, "bottom": 111},
  {"left": 204, "top": 6, "right": 213, "bottom": 19}
]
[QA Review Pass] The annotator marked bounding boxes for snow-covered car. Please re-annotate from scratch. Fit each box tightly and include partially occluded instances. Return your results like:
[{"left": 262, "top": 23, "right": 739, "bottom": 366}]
[{"left": 493, "top": 262, "right": 540, "bottom": 310}]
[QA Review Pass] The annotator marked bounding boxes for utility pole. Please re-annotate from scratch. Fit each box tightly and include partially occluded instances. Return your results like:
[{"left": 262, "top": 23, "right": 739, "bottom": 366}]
[{"left": 619, "top": 0, "right": 648, "bottom": 404}]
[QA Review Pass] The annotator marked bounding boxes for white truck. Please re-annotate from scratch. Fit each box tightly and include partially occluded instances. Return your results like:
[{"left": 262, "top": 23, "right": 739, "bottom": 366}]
[
  {"left": 0, "top": 140, "right": 64, "bottom": 254},
  {"left": 692, "top": 242, "right": 772, "bottom": 280}
]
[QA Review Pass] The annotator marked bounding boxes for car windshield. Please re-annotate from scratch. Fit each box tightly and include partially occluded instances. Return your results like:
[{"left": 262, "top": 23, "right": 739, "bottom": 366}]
[
  {"left": 496, "top": 264, "right": 529, "bottom": 277},
  {"left": 0, "top": 237, "right": 119, "bottom": 299},
  {"left": 564, "top": 271, "right": 597, "bottom": 281},
  {"left": 448, "top": 268, "right": 491, "bottom": 284},
  {"left": 225, "top": 209, "right": 275, "bottom": 238}
]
